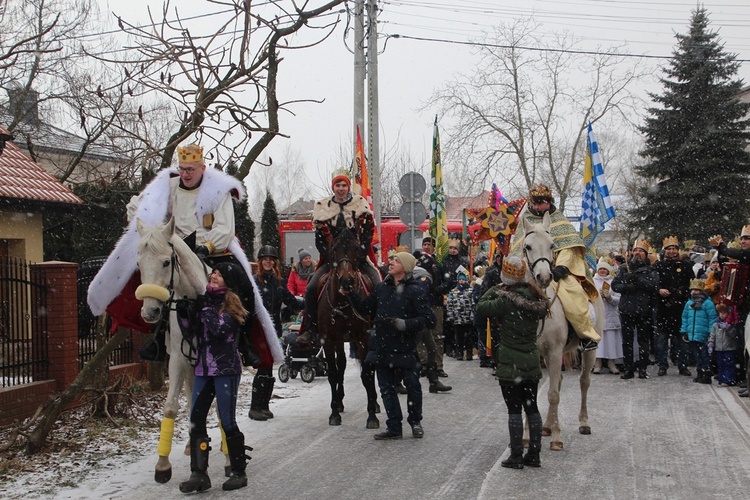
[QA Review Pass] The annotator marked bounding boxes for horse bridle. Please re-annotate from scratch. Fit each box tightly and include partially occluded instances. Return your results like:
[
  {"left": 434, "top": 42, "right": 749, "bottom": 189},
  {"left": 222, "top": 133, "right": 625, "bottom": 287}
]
[
  {"left": 523, "top": 230, "right": 554, "bottom": 279},
  {"left": 325, "top": 256, "right": 369, "bottom": 323}
]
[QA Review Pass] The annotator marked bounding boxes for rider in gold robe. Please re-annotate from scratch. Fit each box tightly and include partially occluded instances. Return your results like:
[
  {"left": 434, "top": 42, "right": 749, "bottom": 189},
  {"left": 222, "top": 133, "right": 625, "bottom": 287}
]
[{"left": 513, "top": 184, "right": 601, "bottom": 351}]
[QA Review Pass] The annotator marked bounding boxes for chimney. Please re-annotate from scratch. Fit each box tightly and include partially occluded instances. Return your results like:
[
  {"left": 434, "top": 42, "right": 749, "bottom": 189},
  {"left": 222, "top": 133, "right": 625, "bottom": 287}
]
[{"left": 7, "top": 84, "right": 40, "bottom": 126}]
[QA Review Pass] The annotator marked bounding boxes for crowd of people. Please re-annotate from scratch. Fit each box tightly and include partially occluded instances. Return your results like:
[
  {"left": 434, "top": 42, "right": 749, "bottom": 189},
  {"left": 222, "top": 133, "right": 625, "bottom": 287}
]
[{"left": 89, "top": 141, "right": 750, "bottom": 488}]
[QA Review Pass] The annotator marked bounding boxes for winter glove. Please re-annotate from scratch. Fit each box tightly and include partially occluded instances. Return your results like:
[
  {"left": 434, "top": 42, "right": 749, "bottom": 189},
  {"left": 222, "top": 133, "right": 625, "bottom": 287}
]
[
  {"left": 707, "top": 342, "right": 714, "bottom": 356},
  {"left": 194, "top": 245, "right": 210, "bottom": 258},
  {"left": 551, "top": 265, "right": 570, "bottom": 282},
  {"left": 600, "top": 287, "right": 611, "bottom": 299},
  {"left": 391, "top": 318, "right": 407, "bottom": 331}
]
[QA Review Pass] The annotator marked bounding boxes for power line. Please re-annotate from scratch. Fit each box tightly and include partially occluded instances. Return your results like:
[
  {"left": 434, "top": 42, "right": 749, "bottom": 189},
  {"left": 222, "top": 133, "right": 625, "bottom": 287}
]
[{"left": 387, "top": 33, "right": 750, "bottom": 62}]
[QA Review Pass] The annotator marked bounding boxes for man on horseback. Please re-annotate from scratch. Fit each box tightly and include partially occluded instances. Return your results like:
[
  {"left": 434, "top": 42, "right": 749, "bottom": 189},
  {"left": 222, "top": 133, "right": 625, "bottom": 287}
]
[
  {"left": 515, "top": 184, "right": 601, "bottom": 351},
  {"left": 296, "top": 169, "right": 382, "bottom": 343},
  {"left": 88, "top": 143, "right": 281, "bottom": 366}
]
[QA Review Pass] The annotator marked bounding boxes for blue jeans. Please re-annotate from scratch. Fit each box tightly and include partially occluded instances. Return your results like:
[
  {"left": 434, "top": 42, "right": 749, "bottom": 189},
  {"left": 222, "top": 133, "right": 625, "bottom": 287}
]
[
  {"left": 683, "top": 341, "right": 709, "bottom": 371},
  {"left": 377, "top": 363, "right": 422, "bottom": 434},
  {"left": 190, "top": 374, "right": 241, "bottom": 436},
  {"left": 716, "top": 350, "right": 736, "bottom": 385}
]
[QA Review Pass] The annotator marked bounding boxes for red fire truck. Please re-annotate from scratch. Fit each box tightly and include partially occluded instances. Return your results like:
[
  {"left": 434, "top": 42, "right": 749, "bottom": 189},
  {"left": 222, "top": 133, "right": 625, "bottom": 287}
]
[{"left": 278, "top": 218, "right": 466, "bottom": 265}]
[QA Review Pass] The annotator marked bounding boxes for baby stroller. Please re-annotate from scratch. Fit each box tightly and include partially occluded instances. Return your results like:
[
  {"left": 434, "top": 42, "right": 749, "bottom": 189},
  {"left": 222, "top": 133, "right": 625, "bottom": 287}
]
[{"left": 278, "top": 324, "right": 327, "bottom": 383}]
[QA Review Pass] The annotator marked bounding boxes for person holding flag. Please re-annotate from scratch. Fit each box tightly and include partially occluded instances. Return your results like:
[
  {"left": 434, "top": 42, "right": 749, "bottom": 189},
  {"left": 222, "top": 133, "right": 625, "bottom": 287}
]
[{"left": 295, "top": 168, "right": 382, "bottom": 343}]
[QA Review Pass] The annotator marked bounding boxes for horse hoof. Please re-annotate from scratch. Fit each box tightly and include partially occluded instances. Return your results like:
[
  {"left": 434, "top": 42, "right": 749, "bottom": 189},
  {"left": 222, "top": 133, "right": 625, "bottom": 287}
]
[
  {"left": 550, "top": 441, "right": 564, "bottom": 451},
  {"left": 541, "top": 427, "right": 552, "bottom": 437},
  {"left": 154, "top": 467, "right": 172, "bottom": 483},
  {"left": 579, "top": 426, "right": 591, "bottom": 435},
  {"left": 329, "top": 415, "right": 342, "bottom": 426},
  {"left": 366, "top": 419, "right": 380, "bottom": 430}
]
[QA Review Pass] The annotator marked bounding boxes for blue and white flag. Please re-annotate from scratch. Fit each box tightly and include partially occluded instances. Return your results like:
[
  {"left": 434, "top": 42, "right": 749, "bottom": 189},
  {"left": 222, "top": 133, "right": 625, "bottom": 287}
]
[{"left": 580, "top": 121, "right": 616, "bottom": 250}]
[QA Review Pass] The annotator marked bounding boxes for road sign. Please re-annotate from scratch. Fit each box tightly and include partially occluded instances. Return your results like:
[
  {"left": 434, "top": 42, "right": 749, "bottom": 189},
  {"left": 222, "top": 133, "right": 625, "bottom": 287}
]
[
  {"left": 398, "top": 172, "right": 427, "bottom": 200},
  {"left": 399, "top": 201, "right": 427, "bottom": 227}
]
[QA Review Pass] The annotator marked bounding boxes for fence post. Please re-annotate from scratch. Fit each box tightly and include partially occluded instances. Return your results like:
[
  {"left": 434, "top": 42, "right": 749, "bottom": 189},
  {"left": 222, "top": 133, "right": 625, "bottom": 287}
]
[{"left": 33, "top": 261, "right": 79, "bottom": 391}]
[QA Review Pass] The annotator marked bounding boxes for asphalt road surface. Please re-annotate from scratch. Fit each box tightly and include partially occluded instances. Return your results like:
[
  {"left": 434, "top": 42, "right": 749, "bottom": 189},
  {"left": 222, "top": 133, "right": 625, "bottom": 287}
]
[{"left": 58, "top": 355, "right": 750, "bottom": 499}]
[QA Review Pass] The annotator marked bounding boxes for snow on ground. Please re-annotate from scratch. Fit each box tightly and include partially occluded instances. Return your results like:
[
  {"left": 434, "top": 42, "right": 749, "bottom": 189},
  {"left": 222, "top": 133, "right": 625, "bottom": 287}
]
[{"left": 0, "top": 360, "right": 337, "bottom": 499}]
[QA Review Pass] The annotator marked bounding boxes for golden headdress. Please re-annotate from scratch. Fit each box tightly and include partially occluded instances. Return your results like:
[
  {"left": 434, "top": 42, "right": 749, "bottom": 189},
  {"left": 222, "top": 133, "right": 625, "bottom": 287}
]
[
  {"left": 633, "top": 239, "right": 650, "bottom": 252},
  {"left": 177, "top": 143, "right": 204, "bottom": 164},
  {"left": 662, "top": 236, "right": 679, "bottom": 249},
  {"left": 529, "top": 183, "right": 554, "bottom": 204}
]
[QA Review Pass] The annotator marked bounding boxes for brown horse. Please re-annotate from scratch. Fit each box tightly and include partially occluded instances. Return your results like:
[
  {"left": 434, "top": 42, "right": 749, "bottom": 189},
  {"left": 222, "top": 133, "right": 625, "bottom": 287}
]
[{"left": 317, "top": 223, "right": 380, "bottom": 428}]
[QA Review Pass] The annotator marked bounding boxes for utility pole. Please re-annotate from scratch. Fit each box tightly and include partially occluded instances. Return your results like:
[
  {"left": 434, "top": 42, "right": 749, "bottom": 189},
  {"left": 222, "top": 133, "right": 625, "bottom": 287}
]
[
  {"left": 366, "top": 0, "right": 382, "bottom": 241},
  {"left": 353, "top": 0, "right": 365, "bottom": 157}
]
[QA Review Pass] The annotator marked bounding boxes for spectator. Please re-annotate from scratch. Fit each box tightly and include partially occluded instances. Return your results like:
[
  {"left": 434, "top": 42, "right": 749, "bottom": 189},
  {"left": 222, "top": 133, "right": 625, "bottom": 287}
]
[
  {"left": 708, "top": 303, "right": 738, "bottom": 387},
  {"left": 592, "top": 257, "right": 622, "bottom": 375},
  {"left": 446, "top": 271, "right": 475, "bottom": 361},
  {"left": 287, "top": 248, "right": 316, "bottom": 298},
  {"left": 680, "top": 278, "right": 717, "bottom": 384}
]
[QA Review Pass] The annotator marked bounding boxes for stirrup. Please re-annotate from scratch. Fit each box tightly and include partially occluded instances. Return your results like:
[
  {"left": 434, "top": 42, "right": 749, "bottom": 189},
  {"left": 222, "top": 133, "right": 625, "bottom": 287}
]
[{"left": 579, "top": 339, "right": 598, "bottom": 352}]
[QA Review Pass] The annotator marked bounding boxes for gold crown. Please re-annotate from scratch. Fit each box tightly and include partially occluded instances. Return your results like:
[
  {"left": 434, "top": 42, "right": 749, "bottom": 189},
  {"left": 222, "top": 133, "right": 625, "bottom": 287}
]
[
  {"left": 633, "top": 239, "right": 650, "bottom": 252},
  {"left": 529, "top": 183, "right": 554, "bottom": 203},
  {"left": 331, "top": 166, "right": 351, "bottom": 180},
  {"left": 742, "top": 225, "right": 750, "bottom": 238},
  {"left": 501, "top": 256, "right": 527, "bottom": 281},
  {"left": 177, "top": 143, "right": 204, "bottom": 163},
  {"left": 689, "top": 278, "right": 705, "bottom": 290},
  {"left": 662, "top": 235, "right": 679, "bottom": 249}
]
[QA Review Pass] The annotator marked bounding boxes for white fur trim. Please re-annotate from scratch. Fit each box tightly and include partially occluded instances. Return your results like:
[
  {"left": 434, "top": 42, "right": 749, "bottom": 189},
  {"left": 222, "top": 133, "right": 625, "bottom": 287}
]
[
  {"left": 313, "top": 194, "right": 372, "bottom": 225},
  {"left": 88, "top": 167, "right": 245, "bottom": 317}
]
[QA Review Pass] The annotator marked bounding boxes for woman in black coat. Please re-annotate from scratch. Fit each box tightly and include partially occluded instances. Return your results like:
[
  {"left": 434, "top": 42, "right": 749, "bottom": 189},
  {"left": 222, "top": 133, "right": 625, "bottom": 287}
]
[{"left": 249, "top": 245, "right": 303, "bottom": 421}]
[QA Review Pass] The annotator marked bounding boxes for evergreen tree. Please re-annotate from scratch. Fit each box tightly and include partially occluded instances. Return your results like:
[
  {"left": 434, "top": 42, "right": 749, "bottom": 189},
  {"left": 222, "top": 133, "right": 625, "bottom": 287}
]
[
  {"left": 260, "top": 191, "right": 281, "bottom": 252},
  {"left": 633, "top": 7, "right": 750, "bottom": 244},
  {"left": 224, "top": 161, "right": 256, "bottom": 260}
]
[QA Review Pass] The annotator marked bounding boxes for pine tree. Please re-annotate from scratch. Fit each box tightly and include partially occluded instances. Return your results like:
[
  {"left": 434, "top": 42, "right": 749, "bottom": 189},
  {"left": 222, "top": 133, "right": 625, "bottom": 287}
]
[
  {"left": 634, "top": 7, "right": 750, "bottom": 245},
  {"left": 223, "top": 161, "right": 256, "bottom": 260},
  {"left": 260, "top": 191, "right": 281, "bottom": 253}
]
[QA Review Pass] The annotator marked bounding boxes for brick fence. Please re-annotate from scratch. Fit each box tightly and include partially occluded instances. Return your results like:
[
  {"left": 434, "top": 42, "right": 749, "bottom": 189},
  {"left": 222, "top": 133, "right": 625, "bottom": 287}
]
[{"left": 0, "top": 261, "right": 147, "bottom": 427}]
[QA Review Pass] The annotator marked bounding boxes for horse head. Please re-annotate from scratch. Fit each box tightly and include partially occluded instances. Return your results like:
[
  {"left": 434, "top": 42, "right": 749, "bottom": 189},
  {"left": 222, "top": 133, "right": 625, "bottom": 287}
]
[
  {"left": 519, "top": 212, "right": 554, "bottom": 288},
  {"left": 135, "top": 218, "right": 207, "bottom": 323},
  {"left": 330, "top": 225, "right": 360, "bottom": 293}
]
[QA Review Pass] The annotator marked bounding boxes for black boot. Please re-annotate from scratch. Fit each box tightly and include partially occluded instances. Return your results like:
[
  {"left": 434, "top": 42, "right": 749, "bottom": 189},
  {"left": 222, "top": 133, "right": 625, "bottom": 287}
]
[
  {"left": 179, "top": 435, "right": 211, "bottom": 493},
  {"left": 620, "top": 365, "right": 635, "bottom": 379},
  {"left": 701, "top": 369, "right": 713, "bottom": 385},
  {"left": 138, "top": 322, "right": 167, "bottom": 362},
  {"left": 261, "top": 376, "right": 275, "bottom": 419},
  {"left": 222, "top": 432, "right": 251, "bottom": 491},
  {"left": 501, "top": 414, "right": 525, "bottom": 469},
  {"left": 427, "top": 365, "right": 452, "bottom": 393},
  {"left": 638, "top": 360, "right": 649, "bottom": 379},
  {"left": 249, "top": 375, "right": 269, "bottom": 421},
  {"left": 523, "top": 412, "right": 542, "bottom": 468}
]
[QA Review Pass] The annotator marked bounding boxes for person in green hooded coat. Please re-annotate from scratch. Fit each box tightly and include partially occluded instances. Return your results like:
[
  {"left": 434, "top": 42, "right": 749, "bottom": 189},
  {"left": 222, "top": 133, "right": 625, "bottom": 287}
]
[{"left": 476, "top": 256, "right": 549, "bottom": 470}]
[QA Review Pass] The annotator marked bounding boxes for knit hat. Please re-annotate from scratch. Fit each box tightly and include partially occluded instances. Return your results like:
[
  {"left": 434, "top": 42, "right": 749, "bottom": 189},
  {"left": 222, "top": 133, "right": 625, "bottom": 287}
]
[
  {"left": 457, "top": 271, "right": 469, "bottom": 281},
  {"left": 394, "top": 252, "right": 416, "bottom": 274},
  {"left": 422, "top": 236, "right": 436, "bottom": 247},
  {"left": 212, "top": 262, "right": 250, "bottom": 295},
  {"left": 501, "top": 256, "right": 526, "bottom": 285},
  {"left": 689, "top": 278, "right": 705, "bottom": 291},
  {"left": 298, "top": 248, "right": 311, "bottom": 260},
  {"left": 331, "top": 167, "right": 351, "bottom": 189},
  {"left": 596, "top": 257, "right": 614, "bottom": 274}
]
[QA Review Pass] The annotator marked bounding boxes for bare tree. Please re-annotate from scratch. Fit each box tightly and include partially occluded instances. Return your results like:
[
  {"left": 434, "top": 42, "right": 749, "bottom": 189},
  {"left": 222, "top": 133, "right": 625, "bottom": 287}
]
[
  {"left": 425, "top": 18, "right": 647, "bottom": 210},
  {"left": 103, "top": 0, "right": 347, "bottom": 180}
]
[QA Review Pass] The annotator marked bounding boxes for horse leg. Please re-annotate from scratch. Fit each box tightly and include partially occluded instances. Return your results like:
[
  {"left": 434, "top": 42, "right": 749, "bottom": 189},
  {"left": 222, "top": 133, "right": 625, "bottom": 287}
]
[
  {"left": 325, "top": 346, "right": 342, "bottom": 426},
  {"left": 578, "top": 349, "right": 596, "bottom": 435},
  {"left": 335, "top": 345, "right": 347, "bottom": 413},
  {"left": 361, "top": 360, "right": 380, "bottom": 429},
  {"left": 544, "top": 351, "right": 564, "bottom": 451},
  {"left": 155, "top": 357, "right": 184, "bottom": 482}
]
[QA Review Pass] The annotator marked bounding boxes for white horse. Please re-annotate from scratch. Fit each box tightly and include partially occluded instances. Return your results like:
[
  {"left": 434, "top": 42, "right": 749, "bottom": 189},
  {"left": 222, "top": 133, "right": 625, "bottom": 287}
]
[
  {"left": 135, "top": 218, "right": 226, "bottom": 482},
  {"left": 518, "top": 213, "right": 604, "bottom": 451}
]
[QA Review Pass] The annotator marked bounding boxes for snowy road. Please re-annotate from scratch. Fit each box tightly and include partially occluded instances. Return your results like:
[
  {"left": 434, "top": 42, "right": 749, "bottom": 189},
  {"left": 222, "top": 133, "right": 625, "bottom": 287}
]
[{"left": 14, "top": 353, "right": 750, "bottom": 499}]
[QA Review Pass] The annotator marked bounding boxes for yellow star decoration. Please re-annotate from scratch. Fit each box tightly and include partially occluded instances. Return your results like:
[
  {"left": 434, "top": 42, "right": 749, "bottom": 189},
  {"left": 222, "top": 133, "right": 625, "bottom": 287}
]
[{"left": 481, "top": 207, "right": 515, "bottom": 237}]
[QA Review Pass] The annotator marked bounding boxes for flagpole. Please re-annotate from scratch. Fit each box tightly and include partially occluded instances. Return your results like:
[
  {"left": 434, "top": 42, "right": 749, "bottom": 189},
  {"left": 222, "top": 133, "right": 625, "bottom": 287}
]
[{"left": 612, "top": 214, "right": 630, "bottom": 273}]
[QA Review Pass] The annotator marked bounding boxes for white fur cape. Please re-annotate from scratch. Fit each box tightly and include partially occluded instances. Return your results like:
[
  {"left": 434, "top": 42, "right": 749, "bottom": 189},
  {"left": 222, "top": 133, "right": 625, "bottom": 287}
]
[{"left": 87, "top": 167, "right": 283, "bottom": 363}]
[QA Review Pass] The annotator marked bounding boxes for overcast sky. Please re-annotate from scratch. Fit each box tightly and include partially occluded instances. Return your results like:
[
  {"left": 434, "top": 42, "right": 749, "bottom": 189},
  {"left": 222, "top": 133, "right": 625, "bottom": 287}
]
[{"left": 99, "top": 0, "right": 750, "bottom": 200}]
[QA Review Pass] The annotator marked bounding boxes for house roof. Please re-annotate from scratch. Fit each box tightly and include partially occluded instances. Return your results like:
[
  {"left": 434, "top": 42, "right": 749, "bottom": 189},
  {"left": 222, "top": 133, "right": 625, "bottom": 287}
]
[
  {"left": 0, "top": 126, "right": 83, "bottom": 205},
  {"left": 446, "top": 191, "right": 492, "bottom": 220}
]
